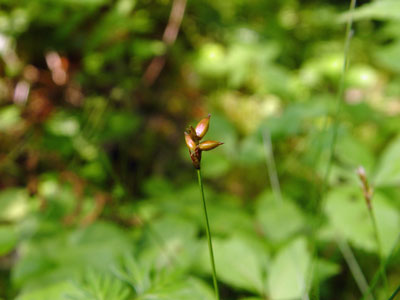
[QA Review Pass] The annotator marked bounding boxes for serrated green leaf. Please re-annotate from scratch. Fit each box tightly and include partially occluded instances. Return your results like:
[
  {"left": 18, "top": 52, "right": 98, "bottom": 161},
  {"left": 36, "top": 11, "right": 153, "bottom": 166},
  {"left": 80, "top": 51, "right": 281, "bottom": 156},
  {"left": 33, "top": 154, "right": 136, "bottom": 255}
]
[
  {"left": 113, "top": 253, "right": 152, "bottom": 295},
  {"left": 67, "top": 271, "right": 131, "bottom": 300}
]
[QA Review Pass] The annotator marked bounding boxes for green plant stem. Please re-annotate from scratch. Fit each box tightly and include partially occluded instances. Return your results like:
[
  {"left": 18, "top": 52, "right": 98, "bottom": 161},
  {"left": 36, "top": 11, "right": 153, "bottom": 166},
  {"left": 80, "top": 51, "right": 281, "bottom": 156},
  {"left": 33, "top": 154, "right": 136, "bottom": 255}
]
[
  {"left": 388, "top": 285, "right": 400, "bottom": 300},
  {"left": 262, "top": 129, "right": 282, "bottom": 204},
  {"left": 368, "top": 208, "right": 389, "bottom": 297},
  {"left": 320, "top": 0, "right": 356, "bottom": 203},
  {"left": 336, "top": 235, "right": 373, "bottom": 300},
  {"left": 197, "top": 168, "right": 220, "bottom": 300},
  {"left": 311, "top": 2, "right": 357, "bottom": 299},
  {"left": 361, "top": 233, "right": 400, "bottom": 300}
]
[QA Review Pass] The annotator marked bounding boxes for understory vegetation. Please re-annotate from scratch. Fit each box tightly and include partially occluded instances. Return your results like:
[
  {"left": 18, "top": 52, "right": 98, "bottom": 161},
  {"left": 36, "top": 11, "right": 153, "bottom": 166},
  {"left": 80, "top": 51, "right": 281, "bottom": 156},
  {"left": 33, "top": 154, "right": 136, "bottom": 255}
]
[{"left": 0, "top": 0, "right": 400, "bottom": 299}]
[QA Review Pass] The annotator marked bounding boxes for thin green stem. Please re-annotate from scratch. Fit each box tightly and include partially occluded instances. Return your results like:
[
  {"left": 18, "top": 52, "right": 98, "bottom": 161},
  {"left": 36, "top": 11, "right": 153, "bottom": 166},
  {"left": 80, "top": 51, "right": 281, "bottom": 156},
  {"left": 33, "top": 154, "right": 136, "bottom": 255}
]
[
  {"left": 311, "top": 2, "right": 357, "bottom": 300},
  {"left": 320, "top": 0, "right": 356, "bottom": 203},
  {"left": 361, "top": 233, "right": 400, "bottom": 300},
  {"left": 368, "top": 208, "right": 389, "bottom": 297},
  {"left": 262, "top": 129, "right": 283, "bottom": 205},
  {"left": 336, "top": 235, "right": 373, "bottom": 300},
  {"left": 388, "top": 285, "right": 400, "bottom": 300},
  {"left": 197, "top": 168, "right": 220, "bottom": 300}
]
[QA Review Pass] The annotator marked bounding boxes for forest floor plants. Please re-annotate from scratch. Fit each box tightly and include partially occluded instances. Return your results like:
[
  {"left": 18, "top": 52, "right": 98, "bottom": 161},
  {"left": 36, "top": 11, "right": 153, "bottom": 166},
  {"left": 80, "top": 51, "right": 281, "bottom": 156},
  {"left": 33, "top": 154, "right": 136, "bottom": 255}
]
[
  {"left": 310, "top": 0, "right": 359, "bottom": 299},
  {"left": 316, "top": 0, "right": 400, "bottom": 299}
]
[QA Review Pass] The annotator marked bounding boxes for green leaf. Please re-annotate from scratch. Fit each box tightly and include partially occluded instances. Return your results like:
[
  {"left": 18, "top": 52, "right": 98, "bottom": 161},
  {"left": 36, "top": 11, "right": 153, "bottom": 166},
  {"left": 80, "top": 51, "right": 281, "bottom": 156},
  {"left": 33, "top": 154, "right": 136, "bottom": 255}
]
[
  {"left": 150, "top": 216, "right": 198, "bottom": 244},
  {"left": 313, "top": 259, "right": 341, "bottom": 285},
  {"left": 139, "top": 277, "right": 214, "bottom": 300},
  {"left": 0, "top": 225, "right": 17, "bottom": 255},
  {"left": 374, "top": 41, "right": 400, "bottom": 73},
  {"left": 324, "top": 186, "right": 375, "bottom": 252},
  {"left": 80, "top": 160, "right": 107, "bottom": 182},
  {"left": 101, "top": 111, "right": 141, "bottom": 141},
  {"left": 0, "top": 105, "right": 21, "bottom": 131},
  {"left": 198, "top": 235, "right": 267, "bottom": 294},
  {"left": 374, "top": 194, "right": 400, "bottom": 257},
  {"left": 136, "top": 215, "right": 200, "bottom": 275},
  {"left": 67, "top": 271, "right": 131, "bottom": 300},
  {"left": 46, "top": 113, "right": 80, "bottom": 137},
  {"left": 256, "top": 192, "right": 305, "bottom": 243},
  {"left": 142, "top": 176, "right": 174, "bottom": 197},
  {"left": 324, "top": 186, "right": 400, "bottom": 256},
  {"left": 42, "top": 0, "right": 111, "bottom": 6},
  {"left": 201, "top": 152, "right": 230, "bottom": 179},
  {"left": 12, "top": 222, "right": 133, "bottom": 290},
  {"left": 113, "top": 253, "right": 152, "bottom": 295},
  {"left": 0, "top": 188, "right": 29, "bottom": 222},
  {"left": 374, "top": 135, "right": 400, "bottom": 186},
  {"left": 335, "top": 134, "right": 375, "bottom": 170},
  {"left": 237, "top": 134, "right": 265, "bottom": 165},
  {"left": 130, "top": 39, "right": 166, "bottom": 59},
  {"left": 15, "top": 281, "right": 79, "bottom": 300},
  {"left": 267, "top": 238, "right": 311, "bottom": 300},
  {"left": 341, "top": 0, "right": 400, "bottom": 21},
  {"left": 207, "top": 201, "right": 255, "bottom": 236}
]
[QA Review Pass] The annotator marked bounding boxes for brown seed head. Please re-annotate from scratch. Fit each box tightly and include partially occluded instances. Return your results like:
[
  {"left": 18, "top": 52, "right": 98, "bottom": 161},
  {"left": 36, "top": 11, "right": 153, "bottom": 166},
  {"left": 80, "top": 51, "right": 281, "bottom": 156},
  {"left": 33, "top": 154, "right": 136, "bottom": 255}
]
[
  {"left": 195, "top": 114, "right": 210, "bottom": 139},
  {"left": 357, "top": 166, "right": 366, "bottom": 182},
  {"left": 356, "top": 166, "right": 373, "bottom": 210},
  {"left": 184, "top": 114, "right": 223, "bottom": 169},
  {"left": 199, "top": 140, "right": 224, "bottom": 151},
  {"left": 184, "top": 132, "right": 197, "bottom": 151}
]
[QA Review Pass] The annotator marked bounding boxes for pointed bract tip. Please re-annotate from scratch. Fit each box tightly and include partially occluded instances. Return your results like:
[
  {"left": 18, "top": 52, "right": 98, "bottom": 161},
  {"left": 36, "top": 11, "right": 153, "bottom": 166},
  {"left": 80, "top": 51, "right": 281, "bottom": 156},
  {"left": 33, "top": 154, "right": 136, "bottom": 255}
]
[{"left": 199, "top": 140, "right": 223, "bottom": 151}]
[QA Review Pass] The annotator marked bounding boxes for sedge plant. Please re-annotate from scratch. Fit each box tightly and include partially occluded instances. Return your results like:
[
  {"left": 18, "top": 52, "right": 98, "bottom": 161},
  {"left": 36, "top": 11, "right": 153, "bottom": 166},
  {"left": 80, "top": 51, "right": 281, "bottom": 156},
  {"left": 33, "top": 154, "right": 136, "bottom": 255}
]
[
  {"left": 357, "top": 166, "right": 389, "bottom": 298},
  {"left": 310, "top": 0, "right": 357, "bottom": 298},
  {"left": 184, "top": 114, "right": 223, "bottom": 300}
]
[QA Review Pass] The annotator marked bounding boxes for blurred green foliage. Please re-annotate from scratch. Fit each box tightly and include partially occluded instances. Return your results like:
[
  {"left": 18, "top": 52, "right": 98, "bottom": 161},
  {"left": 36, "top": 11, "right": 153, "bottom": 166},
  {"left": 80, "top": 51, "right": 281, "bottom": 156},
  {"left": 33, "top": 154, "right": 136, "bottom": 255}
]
[{"left": 1, "top": 0, "right": 400, "bottom": 299}]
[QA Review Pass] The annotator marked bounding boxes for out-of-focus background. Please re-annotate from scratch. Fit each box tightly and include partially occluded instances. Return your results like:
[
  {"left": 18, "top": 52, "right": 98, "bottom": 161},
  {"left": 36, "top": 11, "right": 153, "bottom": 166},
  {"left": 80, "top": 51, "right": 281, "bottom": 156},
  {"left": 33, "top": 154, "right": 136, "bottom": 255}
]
[{"left": 0, "top": 0, "right": 400, "bottom": 299}]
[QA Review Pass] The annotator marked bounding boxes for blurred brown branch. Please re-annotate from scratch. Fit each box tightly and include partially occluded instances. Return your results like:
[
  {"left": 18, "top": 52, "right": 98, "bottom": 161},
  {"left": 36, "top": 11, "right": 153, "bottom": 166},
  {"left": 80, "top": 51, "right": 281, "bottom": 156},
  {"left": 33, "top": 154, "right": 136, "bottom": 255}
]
[{"left": 142, "top": 0, "right": 187, "bottom": 86}]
